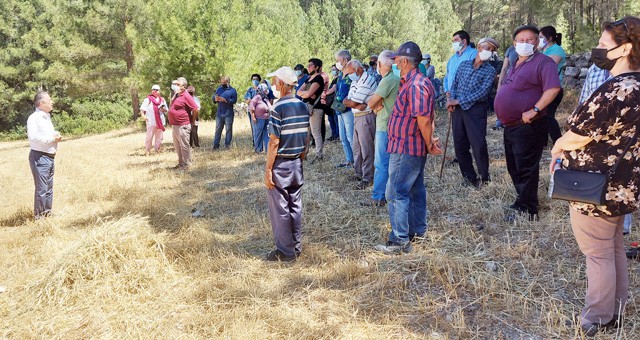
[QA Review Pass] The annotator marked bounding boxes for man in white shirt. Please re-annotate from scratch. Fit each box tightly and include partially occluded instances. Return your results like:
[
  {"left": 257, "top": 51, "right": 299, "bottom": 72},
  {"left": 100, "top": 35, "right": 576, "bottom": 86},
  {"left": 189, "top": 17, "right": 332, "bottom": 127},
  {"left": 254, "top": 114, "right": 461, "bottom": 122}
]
[
  {"left": 27, "top": 91, "right": 61, "bottom": 219},
  {"left": 139, "top": 84, "right": 168, "bottom": 154},
  {"left": 343, "top": 60, "right": 378, "bottom": 189}
]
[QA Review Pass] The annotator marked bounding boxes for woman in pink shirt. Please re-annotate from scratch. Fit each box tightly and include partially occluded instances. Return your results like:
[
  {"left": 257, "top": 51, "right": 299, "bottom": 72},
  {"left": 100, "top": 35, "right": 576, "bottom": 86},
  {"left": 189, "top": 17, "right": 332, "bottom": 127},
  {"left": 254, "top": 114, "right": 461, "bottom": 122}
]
[{"left": 249, "top": 83, "right": 272, "bottom": 153}]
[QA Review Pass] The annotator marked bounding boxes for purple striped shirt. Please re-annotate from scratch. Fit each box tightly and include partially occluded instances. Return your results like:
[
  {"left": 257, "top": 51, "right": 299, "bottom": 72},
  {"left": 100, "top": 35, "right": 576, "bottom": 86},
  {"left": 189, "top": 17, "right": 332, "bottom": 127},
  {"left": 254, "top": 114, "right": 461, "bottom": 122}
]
[{"left": 387, "top": 68, "right": 435, "bottom": 156}]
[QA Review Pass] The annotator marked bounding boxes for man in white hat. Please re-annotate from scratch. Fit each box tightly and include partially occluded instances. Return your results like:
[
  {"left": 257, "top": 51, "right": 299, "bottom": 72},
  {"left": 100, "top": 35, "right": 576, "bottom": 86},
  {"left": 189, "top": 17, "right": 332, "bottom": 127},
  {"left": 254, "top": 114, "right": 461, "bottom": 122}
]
[
  {"left": 264, "top": 66, "right": 310, "bottom": 262},
  {"left": 139, "top": 84, "right": 168, "bottom": 155}
]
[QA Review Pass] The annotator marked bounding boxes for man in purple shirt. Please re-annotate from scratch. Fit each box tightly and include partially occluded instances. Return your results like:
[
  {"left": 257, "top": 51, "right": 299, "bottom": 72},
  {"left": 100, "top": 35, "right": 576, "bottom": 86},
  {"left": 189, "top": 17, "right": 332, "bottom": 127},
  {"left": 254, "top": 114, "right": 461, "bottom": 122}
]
[
  {"left": 374, "top": 41, "right": 443, "bottom": 255},
  {"left": 494, "top": 25, "right": 561, "bottom": 220}
]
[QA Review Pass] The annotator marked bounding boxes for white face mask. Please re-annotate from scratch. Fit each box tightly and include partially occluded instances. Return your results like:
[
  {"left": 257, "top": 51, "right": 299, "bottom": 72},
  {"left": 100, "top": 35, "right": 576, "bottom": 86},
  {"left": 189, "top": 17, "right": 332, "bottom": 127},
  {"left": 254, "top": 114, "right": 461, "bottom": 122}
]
[
  {"left": 171, "top": 84, "right": 179, "bottom": 92},
  {"left": 479, "top": 50, "right": 493, "bottom": 61},
  {"left": 515, "top": 42, "right": 535, "bottom": 57},
  {"left": 538, "top": 38, "right": 547, "bottom": 49},
  {"left": 336, "top": 61, "right": 344, "bottom": 71},
  {"left": 295, "top": 70, "right": 302, "bottom": 77},
  {"left": 452, "top": 41, "right": 463, "bottom": 52}
]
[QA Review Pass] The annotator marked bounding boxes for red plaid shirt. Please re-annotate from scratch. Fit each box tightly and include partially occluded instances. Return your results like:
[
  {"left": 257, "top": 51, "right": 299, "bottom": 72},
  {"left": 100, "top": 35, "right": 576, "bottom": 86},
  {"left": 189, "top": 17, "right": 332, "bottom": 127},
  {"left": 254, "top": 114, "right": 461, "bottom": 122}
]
[{"left": 387, "top": 68, "right": 435, "bottom": 156}]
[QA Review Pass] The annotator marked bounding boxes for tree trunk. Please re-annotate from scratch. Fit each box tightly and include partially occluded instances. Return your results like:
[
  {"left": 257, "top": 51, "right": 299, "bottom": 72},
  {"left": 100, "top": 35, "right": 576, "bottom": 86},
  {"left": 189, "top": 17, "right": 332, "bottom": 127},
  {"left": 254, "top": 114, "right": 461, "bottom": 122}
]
[{"left": 123, "top": 20, "right": 139, "bottom": 121}]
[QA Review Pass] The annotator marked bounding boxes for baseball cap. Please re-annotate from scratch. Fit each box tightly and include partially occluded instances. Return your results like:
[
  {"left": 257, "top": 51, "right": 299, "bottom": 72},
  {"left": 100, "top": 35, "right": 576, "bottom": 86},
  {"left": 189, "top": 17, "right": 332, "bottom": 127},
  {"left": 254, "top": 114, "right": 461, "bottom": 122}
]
[
  {"left": 151, "top": 84, "right": 160, "bottom": 90},
  {"left": 389, "top": 41, "right": 423, "bottom": 60},
  {"left": 422, "top": 53, "right": 431, "bottom": 60},
  {"left": 266, "top": 66, "right": 298, "bottom": 86},
  {"left": 478, "top": 37, "right": 500, "bottom": 49}
]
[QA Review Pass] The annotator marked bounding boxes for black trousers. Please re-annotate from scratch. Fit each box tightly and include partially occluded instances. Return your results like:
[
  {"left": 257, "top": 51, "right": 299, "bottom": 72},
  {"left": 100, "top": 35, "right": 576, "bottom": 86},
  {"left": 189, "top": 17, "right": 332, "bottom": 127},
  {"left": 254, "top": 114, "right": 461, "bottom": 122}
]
[
  {"left": 503, "top": 118, "right": 547, "bottom": 215},
  {"left": 545, "top": 88, "right": 564, "bottom": 144},
  {"left": 190, "top": 123, "right": 199, "bottom": 147},
  {"left": 452, "top": 102, "right": 490, "bottom": 182}
]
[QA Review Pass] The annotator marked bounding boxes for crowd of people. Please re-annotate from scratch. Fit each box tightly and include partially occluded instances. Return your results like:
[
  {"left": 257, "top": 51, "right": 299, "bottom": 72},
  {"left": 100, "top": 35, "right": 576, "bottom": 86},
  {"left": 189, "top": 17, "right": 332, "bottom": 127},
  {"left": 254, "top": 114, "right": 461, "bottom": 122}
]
[{"left": 26, "top": 17, "right": 640, "bottom": 337}]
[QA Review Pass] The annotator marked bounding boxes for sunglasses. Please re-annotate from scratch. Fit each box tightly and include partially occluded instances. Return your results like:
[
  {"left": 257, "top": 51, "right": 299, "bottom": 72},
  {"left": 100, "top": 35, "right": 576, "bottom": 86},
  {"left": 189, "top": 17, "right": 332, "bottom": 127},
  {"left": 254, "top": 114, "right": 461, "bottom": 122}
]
[
  {"left": 612, "top": 18, "right": 629, "bottom": 33},
  {"left": 152, "top": 89, "right": 159, "bottom": 91}
]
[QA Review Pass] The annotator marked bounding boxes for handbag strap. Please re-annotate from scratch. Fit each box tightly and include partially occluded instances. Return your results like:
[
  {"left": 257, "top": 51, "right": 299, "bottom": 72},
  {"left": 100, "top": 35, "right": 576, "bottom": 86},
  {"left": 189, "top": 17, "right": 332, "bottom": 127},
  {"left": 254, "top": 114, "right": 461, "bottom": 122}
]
[{"left": 609, "top": 128, "right": 640, "bottom": 176}]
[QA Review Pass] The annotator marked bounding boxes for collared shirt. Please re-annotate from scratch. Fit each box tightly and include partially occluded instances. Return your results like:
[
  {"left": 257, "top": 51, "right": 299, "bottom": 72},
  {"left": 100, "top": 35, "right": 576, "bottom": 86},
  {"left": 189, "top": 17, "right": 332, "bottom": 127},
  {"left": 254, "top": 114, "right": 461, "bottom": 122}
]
[
  {"left": 494, "top": 53, "right": 561, "bottom": 124},
  {"left": 268, "top": 94, "right": 310, "bottom": 157},
  {"left": 169, "top": 91, "right": 198, "bottom": 126},
  {"left": 444, "top": 46, "right": 478, "bottom": 92},
  {"left": 373, "top": 71, "right": 400, "bottom": 131},
  {"left": 347, "top": 71, "right": 378, "bottom": 115},
  {"left": 450, "top": 60, "right": 497, "bottom": 110},
  {"left": 27, "top": 109, "right": 59, "bottom": 154},
  {"left": 214, "top": 85, "right": 238, "bottom": 118},
  {"left": 579, "top": 64, "right": 611, "bottom": 104},
  {"left": 244, "top": 87, "right": 258, "bottom": 101},
  {"left": 387, "top": 68, "right": 436, "bottom": 157},
  {"left": 140, "top": 96, "right": 168, "bottom": 127}
]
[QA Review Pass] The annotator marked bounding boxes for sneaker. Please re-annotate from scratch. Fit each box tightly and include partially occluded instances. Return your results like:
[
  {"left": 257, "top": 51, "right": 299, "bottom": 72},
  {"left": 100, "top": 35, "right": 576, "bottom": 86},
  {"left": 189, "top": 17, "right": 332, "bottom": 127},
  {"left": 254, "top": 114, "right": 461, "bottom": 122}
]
[
  {"left": 360, "top": 199, "right": 387, "bottom": 207},
  {"left": 374, "top": 241, "right": 412, "bottom": 254},
  {"left": 264, "top": 249, "right": 297, "bottom": 262},
  {"left": 336, "top": 162, "right": 354, "bottom": 168},
  {"left": 409, "top": 234, "right": 426, "bottom": 243}
]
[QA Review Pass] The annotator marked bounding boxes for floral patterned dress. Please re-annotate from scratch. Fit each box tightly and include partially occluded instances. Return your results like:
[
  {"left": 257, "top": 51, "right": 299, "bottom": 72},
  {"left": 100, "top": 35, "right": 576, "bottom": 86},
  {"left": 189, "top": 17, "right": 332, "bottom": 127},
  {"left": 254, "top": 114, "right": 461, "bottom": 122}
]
[{"left": 564, "top": 72, "right": 640, "bottom": 217}]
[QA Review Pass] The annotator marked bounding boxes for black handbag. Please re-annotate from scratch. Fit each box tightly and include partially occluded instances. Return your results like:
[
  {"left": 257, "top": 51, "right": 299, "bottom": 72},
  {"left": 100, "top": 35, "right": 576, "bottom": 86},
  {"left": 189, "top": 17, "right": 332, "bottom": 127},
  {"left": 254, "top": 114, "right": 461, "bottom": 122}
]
[{"left": 551, "top": 130, "right": 639, "bottom": 205}]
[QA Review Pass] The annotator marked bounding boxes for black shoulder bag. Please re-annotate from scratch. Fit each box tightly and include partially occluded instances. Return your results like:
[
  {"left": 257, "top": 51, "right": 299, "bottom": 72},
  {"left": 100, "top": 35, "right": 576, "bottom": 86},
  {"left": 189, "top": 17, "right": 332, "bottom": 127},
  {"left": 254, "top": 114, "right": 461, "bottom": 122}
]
[{"left": 551, "top": 130, "right": 639, "bottom": 205}]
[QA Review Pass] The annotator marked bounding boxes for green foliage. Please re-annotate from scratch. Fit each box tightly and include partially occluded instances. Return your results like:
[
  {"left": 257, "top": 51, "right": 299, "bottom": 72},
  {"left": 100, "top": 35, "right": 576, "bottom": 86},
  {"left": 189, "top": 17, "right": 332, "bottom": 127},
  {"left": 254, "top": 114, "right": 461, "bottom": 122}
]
[{"left": 0, "top": 0, "right": 633, "bottom": 140}]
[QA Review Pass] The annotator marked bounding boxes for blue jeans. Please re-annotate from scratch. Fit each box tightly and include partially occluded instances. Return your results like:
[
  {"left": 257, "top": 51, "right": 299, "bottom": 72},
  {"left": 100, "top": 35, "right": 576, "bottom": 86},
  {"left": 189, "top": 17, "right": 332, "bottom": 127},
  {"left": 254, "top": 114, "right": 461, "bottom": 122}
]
[
  {"left": 29, "top": 150, "right": 55, "bottom": 218},
  {"left": 386, "top": 153, "right": 428, "bottom": 244},
  {"left": 213, "top": 114, "right": 234, "bottom": 148},
  {"left": 328, "top": 110, "right": 339, "bottom": 138},
  {"left": 337, "top": 110, "right": 354, "bottom": 163},
  {"left": 372, "top": 131, "right": 390, "bottom": 200},
  {"left": 624, "top": 214, "right": 632, "bottom": 234},
  {"left": 253, "top": 118, "right": 269, "bottom": 152}
]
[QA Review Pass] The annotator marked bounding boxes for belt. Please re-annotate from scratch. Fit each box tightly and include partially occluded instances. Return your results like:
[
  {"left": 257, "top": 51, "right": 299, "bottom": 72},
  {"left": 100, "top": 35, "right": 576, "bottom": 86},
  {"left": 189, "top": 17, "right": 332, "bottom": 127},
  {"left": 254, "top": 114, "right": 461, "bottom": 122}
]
[
  {"left": 276, "top": 154, "right": 301, "bottom": 160},
  {"left": 31, "top": 149, "right": 56, "bottom": 159},
  {"left": 354, "top": 110, "right": 373, "bottom": 117},
  {"left": 502, "top": 113, "right": 547, "bottom": 128}
]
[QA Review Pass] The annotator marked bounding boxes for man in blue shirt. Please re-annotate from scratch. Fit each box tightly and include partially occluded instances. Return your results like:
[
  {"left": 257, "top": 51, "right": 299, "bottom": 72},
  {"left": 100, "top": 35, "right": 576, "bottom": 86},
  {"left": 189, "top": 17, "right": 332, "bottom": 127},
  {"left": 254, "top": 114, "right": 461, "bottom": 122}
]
[
  {"left": 447, "top": 37, "right": 499, "bottom": 187},
  {"left": 212, "top": 76, "right": 238, "bottom": 149},
  {"left": 443, "top": 30, "right": 478, "bottom": 97}
]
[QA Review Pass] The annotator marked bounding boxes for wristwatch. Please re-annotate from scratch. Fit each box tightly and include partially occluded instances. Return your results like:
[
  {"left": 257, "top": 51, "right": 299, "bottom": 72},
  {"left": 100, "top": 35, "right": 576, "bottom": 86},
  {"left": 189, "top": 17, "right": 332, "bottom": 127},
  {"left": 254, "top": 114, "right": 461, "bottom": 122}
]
[{"left": 533, "top": 106, "right": 541, "bottom": 113}]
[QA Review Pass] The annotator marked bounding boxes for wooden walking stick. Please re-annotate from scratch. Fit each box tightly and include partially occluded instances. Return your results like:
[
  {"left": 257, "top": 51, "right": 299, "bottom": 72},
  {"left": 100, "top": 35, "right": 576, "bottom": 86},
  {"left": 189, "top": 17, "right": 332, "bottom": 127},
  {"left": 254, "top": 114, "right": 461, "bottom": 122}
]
[{"left": 439, "top": 112, "right": 452, "bottom": 179}]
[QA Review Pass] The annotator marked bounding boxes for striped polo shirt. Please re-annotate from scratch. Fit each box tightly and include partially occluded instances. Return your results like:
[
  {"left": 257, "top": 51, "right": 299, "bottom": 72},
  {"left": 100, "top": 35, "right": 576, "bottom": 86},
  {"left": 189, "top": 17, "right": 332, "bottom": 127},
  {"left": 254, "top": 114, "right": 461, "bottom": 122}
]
[
  {"left": 387, "top": 68, "right": 436, "bottom": 157},
  {"left": 268, "top": 94, "right": 310, "bottom": 158}
]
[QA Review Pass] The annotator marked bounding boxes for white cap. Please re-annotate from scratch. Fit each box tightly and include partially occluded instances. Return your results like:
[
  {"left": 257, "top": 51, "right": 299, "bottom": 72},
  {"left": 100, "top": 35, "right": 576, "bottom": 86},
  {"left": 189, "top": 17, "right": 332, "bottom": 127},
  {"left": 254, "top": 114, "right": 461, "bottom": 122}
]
[
  {"left": 266, "top": 66, "right": 298, "bottom": 86},
  {"left": 151, "top": 84, "right": 160, "bottom": 90},
  {"left": 422, "top": 53, "right": 431, "bottom": 60}
]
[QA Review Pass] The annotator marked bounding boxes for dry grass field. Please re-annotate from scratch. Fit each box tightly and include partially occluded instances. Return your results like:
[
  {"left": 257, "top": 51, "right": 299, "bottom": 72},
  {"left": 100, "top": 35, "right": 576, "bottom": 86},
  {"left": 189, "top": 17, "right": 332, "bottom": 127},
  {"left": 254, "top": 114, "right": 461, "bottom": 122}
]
[{"left": 1, "top": 93, "right": 638, "bottom": 339}]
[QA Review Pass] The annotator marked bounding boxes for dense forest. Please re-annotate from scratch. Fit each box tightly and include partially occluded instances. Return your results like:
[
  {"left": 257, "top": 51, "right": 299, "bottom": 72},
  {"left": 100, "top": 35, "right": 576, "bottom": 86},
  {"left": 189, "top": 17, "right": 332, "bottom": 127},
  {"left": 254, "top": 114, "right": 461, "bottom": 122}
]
[{"left": 1, "top": 0, "right": 637, "bottom": 138}]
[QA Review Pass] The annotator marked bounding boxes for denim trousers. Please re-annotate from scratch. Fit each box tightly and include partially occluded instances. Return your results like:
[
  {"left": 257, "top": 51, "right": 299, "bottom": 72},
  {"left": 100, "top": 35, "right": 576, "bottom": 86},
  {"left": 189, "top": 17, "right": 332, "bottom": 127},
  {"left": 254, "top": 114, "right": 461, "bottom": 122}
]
[
  {"left": 337, "top": 110, "right": 354, "bottom": 163},
  {"left": 253, "top": 118, "right": 269, "bottom": 152},
  {"left": 386, "top": 153, "right": 428, "bottom": 244},
  {"left": 328, "top": 111, "right": 339, "bottom": 138},
  {"left": 213, "top": 114, "right": 234, "bottom": 148},
  {"left": 372, "top": 131, "right": 390, "bottom": 200},
  {"left": 29, "top": 150, "right": 55, "bottom": 218}
]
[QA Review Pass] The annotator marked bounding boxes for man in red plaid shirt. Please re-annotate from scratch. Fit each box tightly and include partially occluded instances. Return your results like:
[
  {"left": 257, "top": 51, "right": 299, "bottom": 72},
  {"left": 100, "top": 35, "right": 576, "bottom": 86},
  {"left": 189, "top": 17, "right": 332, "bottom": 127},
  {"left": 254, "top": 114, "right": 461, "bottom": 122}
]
[{"left": 375, "top": 41, "right": 443, "bottom": 254}]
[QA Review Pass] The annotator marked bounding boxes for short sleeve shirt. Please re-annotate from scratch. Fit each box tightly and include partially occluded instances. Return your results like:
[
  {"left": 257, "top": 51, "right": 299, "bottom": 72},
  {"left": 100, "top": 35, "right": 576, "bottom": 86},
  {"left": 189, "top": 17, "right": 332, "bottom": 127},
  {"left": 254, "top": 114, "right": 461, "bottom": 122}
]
[
  {"left": 268, "top": 95, "right": 310, "bottom": 157},
  {"left": 140, "top": 97, "right": 167, "bottom": 127},
  {"left": 347, "top": 71, "right": 377, "bottom": 115},
  {"left": 387, "top": 68, "right": 436, "bottom": 157},
  {"left": 301, "top": 74, "right": 325, "bottom": 104},
  {"left": 563, "top": 73, "right": 640, "bottom": 217},
  {"left": 494, "top": 53, "right": 561, "bottom": 124},
  {"left": 168, "top": 91, "right": 198, "bottom": 126},
  {"left": 543, "top": 43, "right": 567, "bottom": 84},
  {"left": 374, "top": 72, "right": 400, "bottom": 131},
  {"left": 249, "top": 94, "right": 272, "bottom": 120}
]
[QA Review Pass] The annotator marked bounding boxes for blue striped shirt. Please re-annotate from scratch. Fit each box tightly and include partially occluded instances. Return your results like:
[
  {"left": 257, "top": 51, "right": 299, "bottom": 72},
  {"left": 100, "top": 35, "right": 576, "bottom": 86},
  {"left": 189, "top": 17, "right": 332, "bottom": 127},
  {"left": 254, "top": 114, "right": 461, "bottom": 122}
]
[
  {"left": 450, "top": 60, "right": 497, "bottom": 110},
  {"left": 579, "top": 65, "right": 611, "bottom": 104},
  {"left": 268, "top": 95, "right": 310, "bottom": 157}
]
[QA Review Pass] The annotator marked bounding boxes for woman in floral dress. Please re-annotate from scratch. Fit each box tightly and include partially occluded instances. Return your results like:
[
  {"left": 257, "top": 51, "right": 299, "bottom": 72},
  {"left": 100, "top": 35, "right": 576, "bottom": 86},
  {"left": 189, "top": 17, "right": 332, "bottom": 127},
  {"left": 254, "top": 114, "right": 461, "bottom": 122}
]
[{"left": 550, "top": 16, "right": 640, "bottom": 337}]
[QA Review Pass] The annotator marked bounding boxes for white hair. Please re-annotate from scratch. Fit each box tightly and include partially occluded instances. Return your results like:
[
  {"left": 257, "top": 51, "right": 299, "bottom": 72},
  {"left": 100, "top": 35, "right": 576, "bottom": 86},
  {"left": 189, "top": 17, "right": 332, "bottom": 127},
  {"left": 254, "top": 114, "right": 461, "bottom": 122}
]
[
  {"left": 335, "top": 49, "right": 352, "bottom": 61},
  {"left": 378, "top": 50, "right": 394, "bottom": 66},
  {"left": 347, "top": 60, "right": 363, "bottom": 70}
]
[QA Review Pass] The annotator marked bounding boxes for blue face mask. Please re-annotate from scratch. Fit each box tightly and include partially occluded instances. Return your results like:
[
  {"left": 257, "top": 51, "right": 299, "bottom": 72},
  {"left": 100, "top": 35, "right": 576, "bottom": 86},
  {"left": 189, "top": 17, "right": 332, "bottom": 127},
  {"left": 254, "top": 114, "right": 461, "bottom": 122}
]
[
  {"left": 392, "top": 64, "right": 400, "bottom": 77},
  {"left": 348, "top": 73, "right": 359, "bottom": 82},
  {"left": 252, "top": 79, "right": 259, "bottom": 87}
]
